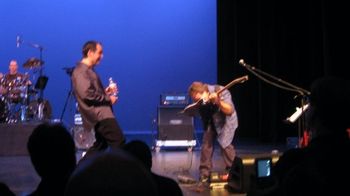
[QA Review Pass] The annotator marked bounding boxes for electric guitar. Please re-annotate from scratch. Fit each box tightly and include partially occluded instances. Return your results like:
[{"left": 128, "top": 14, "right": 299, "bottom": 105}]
[{"left": 181, "top": 75, "right": 249, "bottom": 115}]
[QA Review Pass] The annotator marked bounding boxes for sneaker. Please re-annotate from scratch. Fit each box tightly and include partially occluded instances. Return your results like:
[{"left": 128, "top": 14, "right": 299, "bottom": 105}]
[{"left": 199, "top": 175, "right": 209, "bottom": 183}]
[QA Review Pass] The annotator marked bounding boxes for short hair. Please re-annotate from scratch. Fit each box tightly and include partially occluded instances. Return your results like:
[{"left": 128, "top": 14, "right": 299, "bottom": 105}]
[
  {"left": 27, "top": 123, "right": 76, "bottom": 178},
  {"left": 82, "top": 40, "right": 102, "bottom": 57},
  {"left": 9, "top": 59, "right": 18, "bottom": 65},
  {"left": 123, "top": 140, "right": 152, "bottom": 170},
  {"left": 188, "top": 81, "right": 208, "bottom": 95},
  {"left": 65, "top": 149, "right": 158, "bottom": 196}
]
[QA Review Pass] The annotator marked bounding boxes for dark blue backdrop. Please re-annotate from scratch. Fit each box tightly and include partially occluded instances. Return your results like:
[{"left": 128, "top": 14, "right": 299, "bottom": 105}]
[{"left": 1, "top": 0, "right": 217, "bottom": 133}]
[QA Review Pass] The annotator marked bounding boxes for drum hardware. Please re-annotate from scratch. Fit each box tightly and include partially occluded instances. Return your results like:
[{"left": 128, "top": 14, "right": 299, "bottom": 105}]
[
  {"left": 0, "top": 35, "right": 50, "bottom": 124},
  {"left": 27, "top": 99, "right": 52, "bottom": 121},
  {"left": 72, "top": 104, "right": 95, "bottom": 150},
  {"left": 0, "top": 96, "right": 9, "bottom": 123},
  {"left": 72, "top": 123, "right": 96, "bottom": 150},
  {"left": 23, "top": 57, "right": 44, "bottom": 69},
  {"left": 0, "top": 72, "right": 31, "bottom": 123},
  {"left": 34, "top": 76, "right": 48, "bottom": 91},
  {"left": 20, "top": 105, "right": 27, "bottom": 122},
  {"left": 16, "top": 34, "right": 47, "bottom": 103},
  {"left": 0, "top": 74, "right": 51, "bottom": 123}
]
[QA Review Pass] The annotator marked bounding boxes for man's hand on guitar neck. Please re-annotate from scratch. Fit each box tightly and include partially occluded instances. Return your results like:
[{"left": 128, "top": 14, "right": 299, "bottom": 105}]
[{"left": 208, "top": 92, "right": 220, "bottom": 105}]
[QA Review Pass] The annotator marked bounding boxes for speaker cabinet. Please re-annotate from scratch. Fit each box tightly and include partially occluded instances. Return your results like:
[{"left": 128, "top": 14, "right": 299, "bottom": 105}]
[{"left": 157, "top": 106, "right": 194, "bottom": 141}]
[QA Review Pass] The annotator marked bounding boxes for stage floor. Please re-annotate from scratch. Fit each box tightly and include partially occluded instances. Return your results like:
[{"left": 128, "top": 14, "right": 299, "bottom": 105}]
[
  {"left": 0, "top": 133, "right": 286, "bottom": 196},
  {"left": 0, "top": 122, "right": 288, "bottom": 195}
]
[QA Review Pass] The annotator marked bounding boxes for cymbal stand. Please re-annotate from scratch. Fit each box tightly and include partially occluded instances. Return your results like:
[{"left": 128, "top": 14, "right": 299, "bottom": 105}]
[{"left": 17, "top": 35, "right": 46, "bottom": 120}]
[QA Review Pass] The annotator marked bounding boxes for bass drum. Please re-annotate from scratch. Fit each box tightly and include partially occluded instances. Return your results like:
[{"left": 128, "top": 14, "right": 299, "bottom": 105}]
[
  {"left": 0, "top": 97, "right": 9, "bottom": 123},
  {"left": 27, "top": 99, "right": 52, "bottom": 120},
  {"left": 72, "top": 125, "right": 96, "bottom": 150}
]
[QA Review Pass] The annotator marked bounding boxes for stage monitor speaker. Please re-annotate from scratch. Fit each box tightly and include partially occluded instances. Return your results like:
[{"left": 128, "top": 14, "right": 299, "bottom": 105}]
[
  {"left": 157, "top": 106, "right": 194, "bottom": 141},
  {"left": 227, "top": 156, "right": 244, "bottom": 193}
]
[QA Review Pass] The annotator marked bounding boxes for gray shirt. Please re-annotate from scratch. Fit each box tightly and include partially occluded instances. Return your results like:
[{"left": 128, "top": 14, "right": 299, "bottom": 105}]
[
  {"left": 71, "top": 62, "right": 115, "bottom": 130},
  {"left": 200, "top": 85, "right": 238, "bottom": 148}
]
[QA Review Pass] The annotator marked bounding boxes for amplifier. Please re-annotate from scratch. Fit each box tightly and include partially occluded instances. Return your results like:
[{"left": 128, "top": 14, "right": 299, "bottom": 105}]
[
  {"left": 156, "top": 106, "right": 196, "bottom": 150},
  {"left": 160, "top": 93, "right": 189, "bottom": 106},
  {"left": 157, "top": 106, "right": 193, "bottom": 126}
]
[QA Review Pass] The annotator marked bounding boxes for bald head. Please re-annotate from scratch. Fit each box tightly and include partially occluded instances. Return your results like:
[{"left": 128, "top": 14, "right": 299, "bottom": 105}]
[{"left": 9, "top": 60, "right": 18, "bottom": 75}]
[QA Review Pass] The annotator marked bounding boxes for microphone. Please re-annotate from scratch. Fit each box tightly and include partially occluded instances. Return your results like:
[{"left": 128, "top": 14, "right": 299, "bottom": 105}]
[
  {"left": 239, "top": 59, "right": 253, "bottom": 69},
  {"left": 16, "top": 35, "right": 21, "bottom": 48},
  {"left": 239, "top": 59, "right": 246, "bottom": 67}
]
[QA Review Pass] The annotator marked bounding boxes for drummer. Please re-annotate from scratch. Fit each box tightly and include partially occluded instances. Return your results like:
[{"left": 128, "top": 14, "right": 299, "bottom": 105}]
[{"left": 1, "top": 59, "right": 31, "bottom": 99}]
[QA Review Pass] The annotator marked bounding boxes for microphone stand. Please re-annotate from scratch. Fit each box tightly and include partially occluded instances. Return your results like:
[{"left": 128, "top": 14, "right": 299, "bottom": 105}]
[
  {"left": 38, "top": 46, "right": 44, "bottom": 101},
  {"left": 60, "top": 67, "right": 75, "bottom": 122},
  {"left": 239, "top": 59, "right": 310, "bottom": 148},
  {"left": 29, "top": 44, "right": 45, "bottom": 101}
]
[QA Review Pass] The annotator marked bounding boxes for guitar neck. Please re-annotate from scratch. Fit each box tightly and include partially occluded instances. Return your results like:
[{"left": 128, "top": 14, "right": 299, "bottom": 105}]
[
  {"left": 183, "top": 75, "right": 249, "bottom": 114},
  {"left": 217, "top": 75, "right": 249, "bottom": 95}
]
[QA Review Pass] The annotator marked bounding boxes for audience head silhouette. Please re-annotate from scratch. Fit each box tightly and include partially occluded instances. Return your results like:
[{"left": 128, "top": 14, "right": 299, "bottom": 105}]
[
  {"left": 65, "top": 149, "right": 158, "bottom": 196},
  {"left": 0, "top": 182, "right": 15, "bottom": 196},
  {"left": 307, "top": 76, "right": 350, "bottom": 136},
  {"left": 27, "top": 122, "right": 76, "bottom": 196},
  {"left": 123, "top": 140, "right": 152, "bottom": 169},
  {"left": 123, "top": 140, "right": 183, "bottom": 196},
  {"left": 278, "top": 76, "right": 350, "bottom": 196},
  {"left": 248, "top": 77, "right": 350, "bottom": 196}
]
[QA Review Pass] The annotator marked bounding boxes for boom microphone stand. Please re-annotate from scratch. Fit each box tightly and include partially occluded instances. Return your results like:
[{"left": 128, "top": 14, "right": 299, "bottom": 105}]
[{"left": 239, "top": 59, "right": 310, "bottom": 148}]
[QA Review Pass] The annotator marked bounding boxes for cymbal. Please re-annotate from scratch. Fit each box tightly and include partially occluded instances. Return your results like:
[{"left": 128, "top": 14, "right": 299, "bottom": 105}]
[{"left": 23, "top": 57, "right": 44, "bottom": 68}]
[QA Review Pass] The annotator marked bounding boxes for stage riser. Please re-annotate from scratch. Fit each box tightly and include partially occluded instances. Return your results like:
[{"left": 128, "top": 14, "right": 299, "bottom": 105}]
[{"left": 0, "top": 123, "right": 41, "bottom": 156}]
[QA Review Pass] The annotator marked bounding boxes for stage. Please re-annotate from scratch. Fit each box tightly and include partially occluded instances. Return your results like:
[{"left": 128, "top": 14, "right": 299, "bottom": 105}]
[{"left": 0, "top": 123, "right": 286, "bottom": 196}]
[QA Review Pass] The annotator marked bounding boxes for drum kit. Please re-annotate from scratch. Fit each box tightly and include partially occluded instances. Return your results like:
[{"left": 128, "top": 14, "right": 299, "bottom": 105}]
[{"left": 0, "top": 58, "right": 51, "bottom": 123}]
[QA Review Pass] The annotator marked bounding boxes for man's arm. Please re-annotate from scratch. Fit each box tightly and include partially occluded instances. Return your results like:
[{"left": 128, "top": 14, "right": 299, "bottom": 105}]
[
  {"left": 72, "top": 71, "right": 111, "bottom": 106},
  {"left": 209, "top": 89, "right": 234, "bottom": 115}
]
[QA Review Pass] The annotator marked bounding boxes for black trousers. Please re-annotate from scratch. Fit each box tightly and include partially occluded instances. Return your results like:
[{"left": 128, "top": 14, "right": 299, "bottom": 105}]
[
  {"left": 83, "top": 118, "right": 125, "bottom": 160},
  {"left": 199, "top": 126, "right": 235, "bottom": 178}
]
